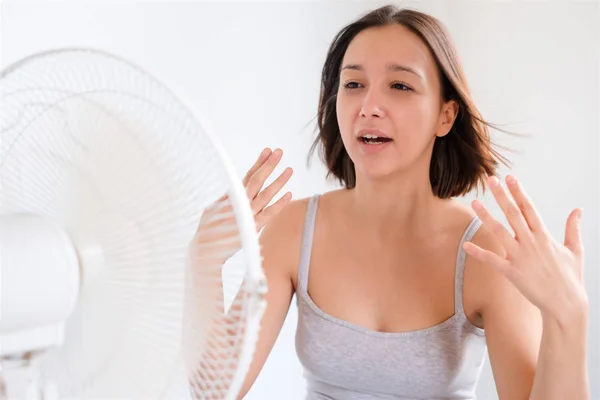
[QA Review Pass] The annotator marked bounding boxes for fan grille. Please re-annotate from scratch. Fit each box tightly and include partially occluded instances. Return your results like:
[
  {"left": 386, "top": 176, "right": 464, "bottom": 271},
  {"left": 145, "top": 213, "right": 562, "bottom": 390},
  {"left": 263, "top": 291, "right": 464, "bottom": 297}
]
[{"left": 0, "top": 48, "right": 264, "bottom": 400}]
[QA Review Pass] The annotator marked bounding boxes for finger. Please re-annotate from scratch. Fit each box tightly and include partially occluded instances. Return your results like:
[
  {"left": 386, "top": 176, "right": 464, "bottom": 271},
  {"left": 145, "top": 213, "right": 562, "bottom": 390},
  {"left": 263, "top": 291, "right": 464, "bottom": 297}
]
[
  {"left": 564, "top": 208, "right": 584, "bottom": 256},
  {"left": 505, "top": 175, "right": 546, "bottom": 233},
  {"left": 203, "top": 193, "right": 229, "bottom": 214},
  {"left": 246, "top": 148, "right": 283, "bottom": 199},
  {"left": 472, "top": 199, "right": 518, "bottom": 252},
  {"left": 255, "top": 191, "right": 293, "bottom": 231},
  {"left": 196, "top": 195, "right": 230, "bottom": 232},
  {"left": 252, "top": 167, "right": 293, "bottom": 213},
  {"left": 242, "top": 148, "right": 272, "bottom": 187},
  {"left": 463, "top": 241, "right": 515, "bottom": 279},
  {"left": 215, "top": 193, "right": 229, "bottom": 203},
  {"left": 200, "top": 200, "right": 234, "bottom": 227},
  {"left": 488, "top": 176, "right": 533, "bottom": 242},
  {"left": 194, "top": 221, "right": 239, "bottom": 245}
]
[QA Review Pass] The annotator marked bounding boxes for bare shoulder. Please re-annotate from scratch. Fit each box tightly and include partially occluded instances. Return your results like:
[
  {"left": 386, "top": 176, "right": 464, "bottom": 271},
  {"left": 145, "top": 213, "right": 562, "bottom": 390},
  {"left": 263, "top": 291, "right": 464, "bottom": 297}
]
[
  {"left": 467, "top": 222, "right": 507, "bottom": 284},
  {"left": 460, "top": 204, "right": 542, "bottom": 398},
  {"left": 434, "top": 200, "right": 507, "bottom": 326},
  {"left": 259, "top": 196, "right": 310, "bottom": 242},
  {"left": 463, "top": 208, "right": 518, "bottom": 326},
  {"left": 258, "top": 195, "right": 314, "bottom": 287},
  {"left": 260, "top": 188, "right": 345, "bottom": 241}
]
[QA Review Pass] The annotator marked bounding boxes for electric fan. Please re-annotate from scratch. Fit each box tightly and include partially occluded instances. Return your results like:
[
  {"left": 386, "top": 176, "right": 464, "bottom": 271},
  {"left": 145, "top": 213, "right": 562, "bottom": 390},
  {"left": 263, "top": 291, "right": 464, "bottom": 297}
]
[{"left": 0, "top": 48, "right": 268, "bottom": 400}]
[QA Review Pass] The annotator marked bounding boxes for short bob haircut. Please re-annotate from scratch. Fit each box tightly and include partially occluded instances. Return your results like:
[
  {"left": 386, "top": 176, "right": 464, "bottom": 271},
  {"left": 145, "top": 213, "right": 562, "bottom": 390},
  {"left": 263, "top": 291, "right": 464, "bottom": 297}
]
[{"left": 308, "top": 5, "right": 509, "bottom": 199}]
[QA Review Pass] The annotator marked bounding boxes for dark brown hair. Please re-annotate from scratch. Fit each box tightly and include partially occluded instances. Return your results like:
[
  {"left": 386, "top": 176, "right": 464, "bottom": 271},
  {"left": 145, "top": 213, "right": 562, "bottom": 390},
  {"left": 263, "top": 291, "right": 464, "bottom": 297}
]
[{"left": 308, "top": 5, "right": 510, "bottom": 198}]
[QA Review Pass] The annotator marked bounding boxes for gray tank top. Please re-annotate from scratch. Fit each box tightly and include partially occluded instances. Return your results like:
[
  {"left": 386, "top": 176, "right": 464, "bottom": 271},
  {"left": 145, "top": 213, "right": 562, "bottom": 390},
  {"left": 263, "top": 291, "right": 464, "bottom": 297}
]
[{"left": 294, "top": 194, "right": 488, "bottom": 399}]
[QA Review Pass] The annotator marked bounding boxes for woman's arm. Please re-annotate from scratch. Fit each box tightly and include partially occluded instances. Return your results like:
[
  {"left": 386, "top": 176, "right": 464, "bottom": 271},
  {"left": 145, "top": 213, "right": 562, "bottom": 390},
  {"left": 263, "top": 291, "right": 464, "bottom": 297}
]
[
  {"left": 464, "top": 175, "right": 589, "bottom": 400},
  {"left": 528, "top": 302, "right": 589, "bottom": 399},
  {"left": 469, "top": 233, "right": 589, "bottom": 400},
  {"left": 184, "top": 147, "right": 295, "bottom": 399},
  {"left": 466, "top": 227, "right": 541, "bottom": 400}
]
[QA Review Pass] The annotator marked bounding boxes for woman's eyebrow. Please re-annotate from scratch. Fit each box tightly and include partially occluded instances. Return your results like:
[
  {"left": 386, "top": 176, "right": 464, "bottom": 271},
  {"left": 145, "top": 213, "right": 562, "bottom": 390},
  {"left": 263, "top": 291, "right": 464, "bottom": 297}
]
[{"left": 341, "top": 63, "right": 423, "bottom": 80}]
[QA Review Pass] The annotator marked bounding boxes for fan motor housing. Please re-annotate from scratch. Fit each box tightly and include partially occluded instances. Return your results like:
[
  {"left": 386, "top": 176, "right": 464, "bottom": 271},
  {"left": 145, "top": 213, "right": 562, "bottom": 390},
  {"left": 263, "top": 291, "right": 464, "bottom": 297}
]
[{"left": 0, "top": 214, "right": 80, "bottom": 356}]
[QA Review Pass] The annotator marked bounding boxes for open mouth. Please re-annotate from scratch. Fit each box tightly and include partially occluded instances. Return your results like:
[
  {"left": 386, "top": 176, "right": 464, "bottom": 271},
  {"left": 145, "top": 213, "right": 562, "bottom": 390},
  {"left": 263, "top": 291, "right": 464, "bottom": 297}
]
[{"left": 359, "top": 136, "right": 393, "bottom": 145}]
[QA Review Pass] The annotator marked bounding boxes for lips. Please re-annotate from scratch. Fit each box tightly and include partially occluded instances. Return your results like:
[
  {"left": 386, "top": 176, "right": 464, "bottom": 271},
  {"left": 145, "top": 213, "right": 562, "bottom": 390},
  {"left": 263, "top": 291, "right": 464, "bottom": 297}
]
[
  {"left": 356, "top": 129, "right": 392, "bottom": 145},
  {"left": 356, "top": 129, "right": 392, "bottom": 140},
  {"left": 359, "top": 136, "right": 392, "bottom": 144},
  {"left": 358, "top": 138, "right": 392, "bottom": 154}
]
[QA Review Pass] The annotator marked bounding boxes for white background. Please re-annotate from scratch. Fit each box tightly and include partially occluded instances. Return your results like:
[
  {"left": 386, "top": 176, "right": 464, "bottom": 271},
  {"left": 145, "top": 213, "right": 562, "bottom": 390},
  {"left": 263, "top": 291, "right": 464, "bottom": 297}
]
[{"left": 1, "top": 1, "right": 598, "bottom": 399}]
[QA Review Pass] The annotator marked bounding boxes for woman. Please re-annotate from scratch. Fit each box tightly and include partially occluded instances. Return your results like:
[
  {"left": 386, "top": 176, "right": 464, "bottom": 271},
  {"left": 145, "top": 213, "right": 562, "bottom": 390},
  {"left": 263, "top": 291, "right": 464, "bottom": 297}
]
[{"left": 193, "top": 5, "right": 589, "bottom": 400}]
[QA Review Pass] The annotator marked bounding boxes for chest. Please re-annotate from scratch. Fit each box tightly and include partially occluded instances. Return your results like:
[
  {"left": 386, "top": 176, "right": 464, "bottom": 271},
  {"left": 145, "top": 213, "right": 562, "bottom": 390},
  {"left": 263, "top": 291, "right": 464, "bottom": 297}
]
[{"left": 304, "top": 226, "right": 462, "bottom": 334}]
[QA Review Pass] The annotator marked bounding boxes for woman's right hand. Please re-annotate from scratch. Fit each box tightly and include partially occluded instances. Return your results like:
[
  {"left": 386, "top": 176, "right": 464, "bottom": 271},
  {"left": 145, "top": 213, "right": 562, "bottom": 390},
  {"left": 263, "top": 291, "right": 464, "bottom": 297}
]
[{"left": 190, "top": 147, "right": 293, "bottom": 265}]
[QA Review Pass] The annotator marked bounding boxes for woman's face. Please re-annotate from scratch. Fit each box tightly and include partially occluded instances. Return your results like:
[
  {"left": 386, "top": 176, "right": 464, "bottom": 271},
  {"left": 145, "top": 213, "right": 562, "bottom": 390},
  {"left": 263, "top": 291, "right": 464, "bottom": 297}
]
[{"left": 336, "top": 24, "right": 457, "bottom": 182}]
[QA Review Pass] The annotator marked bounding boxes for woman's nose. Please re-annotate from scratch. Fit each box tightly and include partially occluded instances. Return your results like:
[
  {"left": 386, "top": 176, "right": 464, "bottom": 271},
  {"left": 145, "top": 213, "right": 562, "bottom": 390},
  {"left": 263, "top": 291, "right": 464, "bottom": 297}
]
[{"left": 359, "top": 89, "right": 386, "bottom": 119}]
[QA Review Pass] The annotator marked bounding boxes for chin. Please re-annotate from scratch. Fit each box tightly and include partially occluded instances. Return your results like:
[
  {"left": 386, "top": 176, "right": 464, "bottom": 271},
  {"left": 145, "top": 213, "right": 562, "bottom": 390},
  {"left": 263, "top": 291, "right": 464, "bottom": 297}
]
[{"left": 353, "top": 164, "right": 403, "bottom": 183}]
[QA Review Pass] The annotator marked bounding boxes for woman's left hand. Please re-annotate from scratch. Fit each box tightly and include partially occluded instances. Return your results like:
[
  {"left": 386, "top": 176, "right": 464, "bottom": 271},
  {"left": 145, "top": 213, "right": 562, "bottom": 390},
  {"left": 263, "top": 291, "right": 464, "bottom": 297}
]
[{"left": 463, "top": 175, "right": 588, "bottom": 325}]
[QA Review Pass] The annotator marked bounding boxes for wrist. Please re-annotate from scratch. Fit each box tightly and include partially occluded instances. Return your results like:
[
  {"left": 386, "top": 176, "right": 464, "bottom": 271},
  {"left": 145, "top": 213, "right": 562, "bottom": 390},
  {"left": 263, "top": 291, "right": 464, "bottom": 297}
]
[{"left": 542, "top": 297, "right": 589, "bottom": 332}]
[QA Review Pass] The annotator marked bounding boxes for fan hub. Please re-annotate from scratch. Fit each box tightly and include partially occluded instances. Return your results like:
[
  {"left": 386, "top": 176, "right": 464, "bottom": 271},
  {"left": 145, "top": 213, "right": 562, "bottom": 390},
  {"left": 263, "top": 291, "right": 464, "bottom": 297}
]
[{"left": 0, "top": 214, "right": 80, "bottom": 357}]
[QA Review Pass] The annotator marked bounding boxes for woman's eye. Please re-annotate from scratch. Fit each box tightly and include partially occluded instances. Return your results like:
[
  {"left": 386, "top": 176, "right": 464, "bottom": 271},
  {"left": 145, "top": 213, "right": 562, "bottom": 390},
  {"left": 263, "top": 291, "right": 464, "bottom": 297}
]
[
  {"left": 343, "top": 81, "right": 361, "bottom": 90},
  {"left": 392, "top": 82, "right": 411, "bottom": 91},
  {"left": 342, "top": 81, "right": 411, "bottom": 91}
]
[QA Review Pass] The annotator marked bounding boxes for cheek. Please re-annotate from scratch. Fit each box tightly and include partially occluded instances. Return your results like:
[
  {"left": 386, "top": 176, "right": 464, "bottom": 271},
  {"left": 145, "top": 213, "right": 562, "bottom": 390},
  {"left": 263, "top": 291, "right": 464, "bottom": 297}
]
[
  {"left": 392, "top": 99, "right": 439, "bottom": 143},
  {"left": 336, "top": 95, "right": 357, "bottom": 143}
]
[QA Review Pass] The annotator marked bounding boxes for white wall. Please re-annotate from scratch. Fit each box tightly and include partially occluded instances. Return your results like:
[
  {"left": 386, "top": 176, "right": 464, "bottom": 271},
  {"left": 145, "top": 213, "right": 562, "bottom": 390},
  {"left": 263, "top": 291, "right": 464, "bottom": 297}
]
[{"left": 1, "top": 1, "right": 598, "bottom": 399}]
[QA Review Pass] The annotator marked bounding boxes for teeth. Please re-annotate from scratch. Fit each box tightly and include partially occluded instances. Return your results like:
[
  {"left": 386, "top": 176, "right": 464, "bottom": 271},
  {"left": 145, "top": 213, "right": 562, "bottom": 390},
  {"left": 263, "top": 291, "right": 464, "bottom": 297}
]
[
  {"left": 362, "top": 137, "right": 383, "bottom": 144},
  {"left": 363, "top": 134, "right": 380, "bottom": 139}
]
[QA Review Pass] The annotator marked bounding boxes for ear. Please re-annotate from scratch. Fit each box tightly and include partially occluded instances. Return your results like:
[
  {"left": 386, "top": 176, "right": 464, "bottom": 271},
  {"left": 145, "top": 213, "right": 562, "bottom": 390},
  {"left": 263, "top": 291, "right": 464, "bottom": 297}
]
[{"left": 435, "top": 99, "right": 459, "bottom": 138}]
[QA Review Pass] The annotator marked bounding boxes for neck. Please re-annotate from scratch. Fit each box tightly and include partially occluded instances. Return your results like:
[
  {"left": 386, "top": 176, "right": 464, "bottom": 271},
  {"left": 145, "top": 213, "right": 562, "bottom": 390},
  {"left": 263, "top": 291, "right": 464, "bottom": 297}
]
[{"left": 348, "top": 166, "right": 448, "bottom": 241}]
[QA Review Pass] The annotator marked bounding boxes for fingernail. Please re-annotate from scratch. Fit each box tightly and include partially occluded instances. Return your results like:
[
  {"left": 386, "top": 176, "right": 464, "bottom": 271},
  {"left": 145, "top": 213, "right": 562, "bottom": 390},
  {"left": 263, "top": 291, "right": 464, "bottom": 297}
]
[
  {"left": 506, "top": 175, "right": 517, "bottom": 185},
  {"left": 578, "top": 208, "right": 583, "bottom": 220},
  {"left": 272, "top": 148, "right": 283, "bottom": 158},
  {"left": 489, "top": 176, "right": 499, "bottom": 186}
]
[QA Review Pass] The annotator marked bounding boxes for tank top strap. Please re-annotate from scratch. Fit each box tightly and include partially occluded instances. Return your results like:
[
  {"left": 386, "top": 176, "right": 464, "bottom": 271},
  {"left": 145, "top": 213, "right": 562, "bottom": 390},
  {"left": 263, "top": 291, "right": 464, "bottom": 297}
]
[
  {"left": 298, "top": 194, "right": 320, "bottom": 293},
  {"left": 455, "top": 215, "right": 482, "bottom": 314}
]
